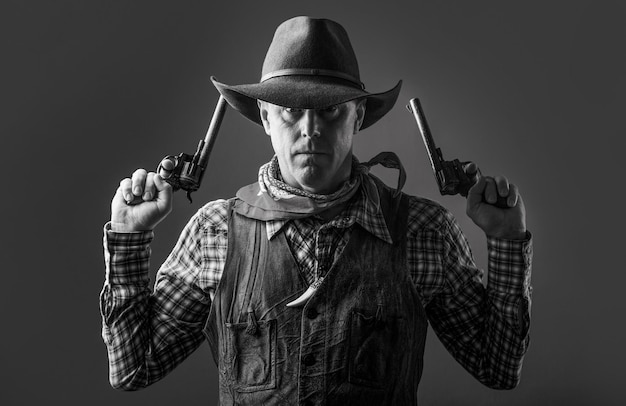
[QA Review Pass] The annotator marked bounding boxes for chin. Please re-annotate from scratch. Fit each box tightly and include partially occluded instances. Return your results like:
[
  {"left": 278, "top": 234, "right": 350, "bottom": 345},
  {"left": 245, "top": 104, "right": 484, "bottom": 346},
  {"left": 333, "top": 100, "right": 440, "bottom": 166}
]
[
  {"left": 298, "top": 172, "right": 326, "bottom": 190},
  {"left": 291, "top": 168, "right": 330, "bottom": 192}
]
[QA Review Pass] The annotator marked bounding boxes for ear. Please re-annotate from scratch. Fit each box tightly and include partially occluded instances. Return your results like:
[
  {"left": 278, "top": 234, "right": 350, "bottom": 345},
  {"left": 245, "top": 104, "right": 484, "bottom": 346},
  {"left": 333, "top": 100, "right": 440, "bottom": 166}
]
[
  {"left": 258, "top": 100, "right": 271, "bottom": 136},
  {"left": 354, "top": 98, "right": 367, "bottom": 133}
]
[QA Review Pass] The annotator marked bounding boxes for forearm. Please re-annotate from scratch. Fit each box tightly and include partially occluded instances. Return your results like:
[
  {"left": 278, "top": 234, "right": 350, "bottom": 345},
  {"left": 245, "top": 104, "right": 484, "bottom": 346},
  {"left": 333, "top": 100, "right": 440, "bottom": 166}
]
[
  {"left": 100, "top": 285, "right": 207, "bottom": 390},
  {"left": 477, "top": 233, "right": 533, "bottom": 387},
  {"left": 429, "top": 286, "right": 530, "bottom": 389},
  {"left": 486, "top": 233, "right": 533, "bottom": 338},
  {"left": 100, "top": 224, "right": 207, "bottom": 390},
  {"left": 101, "top": 284, "right": 172, "bottom": 390},
  {"left": 429, "top": 231, "right": 532, "bottom": 389}
]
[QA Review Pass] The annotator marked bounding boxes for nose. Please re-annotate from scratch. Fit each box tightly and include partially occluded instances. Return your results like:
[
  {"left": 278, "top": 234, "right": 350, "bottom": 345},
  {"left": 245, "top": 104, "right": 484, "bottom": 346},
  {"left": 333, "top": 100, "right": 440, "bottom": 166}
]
[{"left": 301, "top": 109, "right": 321, "bottom": 138}]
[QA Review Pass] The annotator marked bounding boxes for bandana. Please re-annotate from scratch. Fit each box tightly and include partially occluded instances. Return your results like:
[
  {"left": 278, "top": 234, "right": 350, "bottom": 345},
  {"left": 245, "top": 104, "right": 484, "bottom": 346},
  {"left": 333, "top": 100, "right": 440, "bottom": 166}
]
[{"left": 235, "top": 152, "right": 406, "bottom": 221}]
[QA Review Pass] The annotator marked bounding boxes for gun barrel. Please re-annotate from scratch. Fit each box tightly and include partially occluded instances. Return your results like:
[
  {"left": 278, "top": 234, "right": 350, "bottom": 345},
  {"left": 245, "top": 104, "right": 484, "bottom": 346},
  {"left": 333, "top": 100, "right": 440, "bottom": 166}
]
[
  {"left": 198, "top": 95, "right": 228, "bottom": 168},
  {"left": 407, "top": 98, "right": 443, "bottom": 173}
]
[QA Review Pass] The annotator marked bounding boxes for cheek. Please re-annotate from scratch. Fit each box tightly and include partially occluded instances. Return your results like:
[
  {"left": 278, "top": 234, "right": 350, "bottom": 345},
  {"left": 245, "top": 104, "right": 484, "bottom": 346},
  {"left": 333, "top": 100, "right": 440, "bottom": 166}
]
[
  {"left": 270, "top": 131, "right": 294, "bottom": 162},
  {"left": 337, "top": 138, "right": 353, "bottom": 160},
  {"left": 333, "top": 125, "right": 355, "bottom": 154}
]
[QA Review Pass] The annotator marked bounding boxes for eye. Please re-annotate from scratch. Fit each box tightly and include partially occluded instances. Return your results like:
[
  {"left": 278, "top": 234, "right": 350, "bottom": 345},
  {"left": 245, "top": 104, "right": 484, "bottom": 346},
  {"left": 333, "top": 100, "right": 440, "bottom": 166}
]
[
  {"left": 318, "top": 104, "right": 340, "bottom": 119},
  {"left": 279, "top": 107, "right": 303, "bottom": 123},
  {"left": 284, "top": 107, "right": 303, "bottom": 114}
]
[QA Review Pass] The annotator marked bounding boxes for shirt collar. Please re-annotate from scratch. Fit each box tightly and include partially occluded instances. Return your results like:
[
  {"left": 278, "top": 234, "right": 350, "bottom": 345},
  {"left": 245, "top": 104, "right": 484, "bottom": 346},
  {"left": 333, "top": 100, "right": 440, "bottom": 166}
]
[{"left": 264, "top": 185, "right": 393, "bottom": 244}]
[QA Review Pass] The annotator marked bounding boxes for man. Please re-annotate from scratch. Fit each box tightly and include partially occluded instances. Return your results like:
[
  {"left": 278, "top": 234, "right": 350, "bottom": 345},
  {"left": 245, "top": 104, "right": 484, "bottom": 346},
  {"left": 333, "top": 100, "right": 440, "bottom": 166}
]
[{"left": 102, "top": 16, "right": 532, "bottom": 405}]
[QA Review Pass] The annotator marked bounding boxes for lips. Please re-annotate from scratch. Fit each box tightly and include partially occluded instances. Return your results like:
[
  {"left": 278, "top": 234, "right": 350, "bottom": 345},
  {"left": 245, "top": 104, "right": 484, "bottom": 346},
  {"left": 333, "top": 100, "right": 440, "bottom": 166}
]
[{"left": 294, "top": 143, "right": 328, "bottom": 156}]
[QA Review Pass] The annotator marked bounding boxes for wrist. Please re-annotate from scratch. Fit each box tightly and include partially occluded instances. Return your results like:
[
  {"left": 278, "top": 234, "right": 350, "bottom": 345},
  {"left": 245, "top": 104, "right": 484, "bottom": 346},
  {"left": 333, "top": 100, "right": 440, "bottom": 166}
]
[
  {"left": 110, "top": 221, "right": 146, "bottom": 233},
  {"left": 488, "top": 229, "right": 528, "bottom": 241}
]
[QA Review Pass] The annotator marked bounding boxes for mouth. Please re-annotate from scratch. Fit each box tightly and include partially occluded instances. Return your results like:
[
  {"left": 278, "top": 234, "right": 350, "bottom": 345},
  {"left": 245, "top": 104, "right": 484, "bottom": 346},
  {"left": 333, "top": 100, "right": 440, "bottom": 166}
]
[{"left": 295, "top": 149, "right": 327, "bottom": 155}]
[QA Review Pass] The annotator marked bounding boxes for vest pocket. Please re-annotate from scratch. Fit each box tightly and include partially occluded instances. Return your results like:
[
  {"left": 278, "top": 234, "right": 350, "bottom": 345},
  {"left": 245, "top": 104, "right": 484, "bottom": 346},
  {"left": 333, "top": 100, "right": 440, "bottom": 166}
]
[
  {"left": 224, "top": 319, "right": 277, "bottom": 392},
  {"left": 347, "top": 309, "right": 405, "bottom": 389}
]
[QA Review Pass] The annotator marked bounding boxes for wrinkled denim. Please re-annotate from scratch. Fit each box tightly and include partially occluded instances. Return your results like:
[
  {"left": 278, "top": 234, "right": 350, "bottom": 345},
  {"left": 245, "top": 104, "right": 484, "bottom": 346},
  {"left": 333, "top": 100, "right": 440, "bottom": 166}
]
[{"left": 204, "top": 182, "right": 428, "bottom": 405}]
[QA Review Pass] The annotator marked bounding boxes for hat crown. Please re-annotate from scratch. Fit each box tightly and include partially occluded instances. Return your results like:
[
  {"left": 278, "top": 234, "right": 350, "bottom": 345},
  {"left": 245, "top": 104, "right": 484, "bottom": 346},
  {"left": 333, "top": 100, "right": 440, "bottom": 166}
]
[
  {"left": 211, "top": 16, "right": 402, "bottom": 130},
  {"left": 261, "top": 17, "right": 361, "bottom": 86}
]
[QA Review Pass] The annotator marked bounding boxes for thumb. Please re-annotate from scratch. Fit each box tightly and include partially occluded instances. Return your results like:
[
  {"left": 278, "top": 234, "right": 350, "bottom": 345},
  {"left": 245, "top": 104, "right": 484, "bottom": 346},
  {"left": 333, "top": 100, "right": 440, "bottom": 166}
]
[
  {"left": 159, "top": 157, "right": 176, "bottom": 179},
  {"left": 462, "top": 161, "right": 478, "bottom": 175}
]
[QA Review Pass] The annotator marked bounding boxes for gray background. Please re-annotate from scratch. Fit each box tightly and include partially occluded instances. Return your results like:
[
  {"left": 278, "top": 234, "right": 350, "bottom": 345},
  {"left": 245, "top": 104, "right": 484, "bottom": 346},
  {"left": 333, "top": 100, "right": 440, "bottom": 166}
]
[{"left": 2, "top": 0, "right": 624, "bottom": 405}]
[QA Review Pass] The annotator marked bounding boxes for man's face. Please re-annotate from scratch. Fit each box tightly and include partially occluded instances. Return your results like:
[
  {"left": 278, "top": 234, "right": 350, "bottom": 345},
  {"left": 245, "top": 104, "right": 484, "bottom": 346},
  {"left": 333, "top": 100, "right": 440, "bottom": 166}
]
[{"left": 259, "top": 99, "right": 366, "bottom": 194}]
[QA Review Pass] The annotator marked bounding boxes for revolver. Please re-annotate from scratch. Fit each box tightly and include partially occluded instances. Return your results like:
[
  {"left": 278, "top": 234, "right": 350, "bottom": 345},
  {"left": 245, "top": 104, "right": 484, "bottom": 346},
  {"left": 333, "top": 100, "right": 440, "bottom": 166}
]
[
  {"left": 407, "top": 97, "right": 507, "bottom": 207},
  {"left": 157, "top": 95, "right": 228, "bottom": 203}
]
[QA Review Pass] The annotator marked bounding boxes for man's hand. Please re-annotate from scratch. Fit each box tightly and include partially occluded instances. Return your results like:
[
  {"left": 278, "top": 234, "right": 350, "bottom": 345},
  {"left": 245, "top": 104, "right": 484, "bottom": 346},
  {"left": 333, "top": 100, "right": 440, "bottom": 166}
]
[
  {"left": 110, "top": 159, "right": 175, "bottom": 232},
  {"left": 464, "top": 163, "right": 527, "bottom": 240}
]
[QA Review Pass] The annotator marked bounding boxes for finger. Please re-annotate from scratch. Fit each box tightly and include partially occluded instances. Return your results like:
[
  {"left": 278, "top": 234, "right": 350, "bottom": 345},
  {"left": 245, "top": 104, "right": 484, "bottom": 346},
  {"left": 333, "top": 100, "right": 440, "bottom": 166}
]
[
  {"left": 507, "top": 183, "right": 520, "bottom": 207},
  {"left": 119, "top": 178, "right": 133, "bottom": 203},
  {"left": 494, "top": 175, "right": 510, "bottom": 197},
  {"left": 484, "top": 176, "right": 499, "bottom": 204},
  {"left": 131, "top": 169, "right": 148, "bottom": 197},
  {"left": 159, "top": 158, "right": 175, "bottom": 179},
  {"left": 143, "top": 172, "right": 156, "bottom": 201},
  {"left": 467, "top": 175, "right": 487, "bottom": 210},
  {"left": 153, "top": 173, "right": 173, "bottom": 206}
]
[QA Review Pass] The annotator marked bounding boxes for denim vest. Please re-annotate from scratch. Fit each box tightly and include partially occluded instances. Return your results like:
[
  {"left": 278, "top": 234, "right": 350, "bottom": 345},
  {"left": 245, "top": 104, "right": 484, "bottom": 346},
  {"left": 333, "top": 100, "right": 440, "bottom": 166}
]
[{"left": 204, "top": 181, "right": 428, "bottom": 405}]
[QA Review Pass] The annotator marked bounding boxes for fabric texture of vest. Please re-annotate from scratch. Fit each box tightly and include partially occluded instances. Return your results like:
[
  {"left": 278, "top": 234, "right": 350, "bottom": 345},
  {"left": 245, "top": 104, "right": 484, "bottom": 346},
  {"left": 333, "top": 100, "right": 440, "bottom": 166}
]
[{"left": 204, "top": 178, "right": 428, "bottom": 405}]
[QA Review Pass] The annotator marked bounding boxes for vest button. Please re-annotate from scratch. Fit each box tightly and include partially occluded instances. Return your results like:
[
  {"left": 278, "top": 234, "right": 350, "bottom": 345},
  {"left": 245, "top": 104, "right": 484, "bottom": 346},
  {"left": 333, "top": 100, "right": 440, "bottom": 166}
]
[
  {"left": 305, "top": 307, "right": 319, "bottom": 320},
  {"left": 303, "top": 354, "right": 316, "bottom": 366}
]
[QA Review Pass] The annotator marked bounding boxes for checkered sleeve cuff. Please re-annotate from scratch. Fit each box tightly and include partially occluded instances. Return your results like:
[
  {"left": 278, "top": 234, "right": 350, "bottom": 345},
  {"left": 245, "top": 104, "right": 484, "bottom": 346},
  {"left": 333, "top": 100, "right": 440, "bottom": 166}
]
[
  {"left": 103, "top": 222, "right": 154, "bottom": 286},
  {"left": 487, "top": 231, "right": 533, "bottom": 296}
]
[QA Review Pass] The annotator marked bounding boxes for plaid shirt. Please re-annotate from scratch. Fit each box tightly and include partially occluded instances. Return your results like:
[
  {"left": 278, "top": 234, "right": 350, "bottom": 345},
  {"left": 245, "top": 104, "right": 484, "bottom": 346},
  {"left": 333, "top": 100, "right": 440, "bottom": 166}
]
[{"left": 101, "top": 186, "right": 532, "bottom": 391}]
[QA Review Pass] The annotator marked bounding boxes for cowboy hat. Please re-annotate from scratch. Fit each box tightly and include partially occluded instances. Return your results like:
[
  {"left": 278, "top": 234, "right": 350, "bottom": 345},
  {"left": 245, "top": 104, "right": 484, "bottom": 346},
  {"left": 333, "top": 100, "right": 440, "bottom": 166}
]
[{"left": 211, "top": 16, "right": 402, "bottom": 130}]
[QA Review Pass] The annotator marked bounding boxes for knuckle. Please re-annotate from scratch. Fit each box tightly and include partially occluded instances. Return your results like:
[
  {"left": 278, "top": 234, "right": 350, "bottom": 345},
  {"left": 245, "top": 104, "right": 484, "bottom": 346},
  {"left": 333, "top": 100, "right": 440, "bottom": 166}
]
[{"left": 160, "top": 179, "right": 173, "bottom": 191}]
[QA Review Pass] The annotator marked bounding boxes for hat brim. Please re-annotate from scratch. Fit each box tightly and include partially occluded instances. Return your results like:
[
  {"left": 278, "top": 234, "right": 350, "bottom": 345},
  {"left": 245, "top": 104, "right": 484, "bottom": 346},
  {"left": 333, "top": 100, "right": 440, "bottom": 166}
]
[{"left": 211, "top": 76, "right": 402, "bottom": 130}]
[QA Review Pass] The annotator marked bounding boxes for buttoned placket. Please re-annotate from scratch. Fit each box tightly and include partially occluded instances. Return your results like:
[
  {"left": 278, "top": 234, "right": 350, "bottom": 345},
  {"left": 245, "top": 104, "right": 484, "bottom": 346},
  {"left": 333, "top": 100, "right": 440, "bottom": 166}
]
[
  {"left": 285, "top": 216, "right": 355, "bottom": 308},
  {"left": 313, "top": 216, "right": 354, "bottom": 281},
  {"left": 297, "top": 216, "right": 354, "bottom": 405}
]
